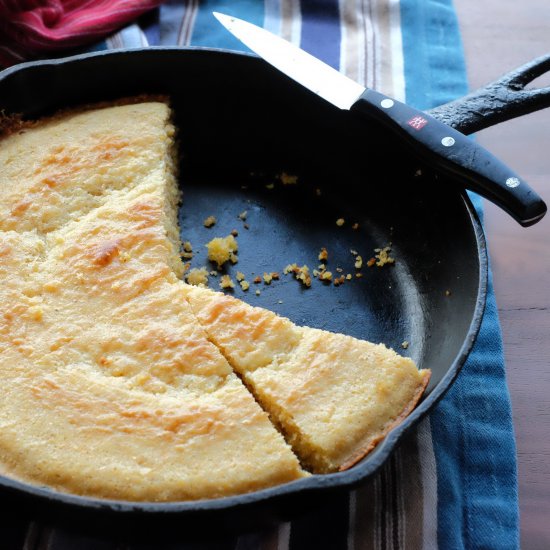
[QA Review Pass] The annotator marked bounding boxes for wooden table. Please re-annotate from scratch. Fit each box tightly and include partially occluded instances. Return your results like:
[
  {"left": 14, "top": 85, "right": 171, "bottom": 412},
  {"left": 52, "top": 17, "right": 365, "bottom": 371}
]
[{"left": 455, "top": 2, "right": 550, "bottom": 548}]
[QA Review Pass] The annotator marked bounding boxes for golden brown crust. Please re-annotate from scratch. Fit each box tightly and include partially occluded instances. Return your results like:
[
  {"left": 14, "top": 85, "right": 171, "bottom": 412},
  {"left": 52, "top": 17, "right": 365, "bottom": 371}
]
[
  {"left": 0, "top": 95, "right": 170, "bottom": 140},
  {"left": 338, "top": 369, "right": 431, "bottom": 471}
]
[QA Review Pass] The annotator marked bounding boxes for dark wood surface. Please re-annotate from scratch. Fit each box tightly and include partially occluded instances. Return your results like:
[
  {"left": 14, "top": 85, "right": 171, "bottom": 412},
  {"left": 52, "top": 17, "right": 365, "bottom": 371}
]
[{"left": 455, "top": 1, "right": 550, "bottom": 548}]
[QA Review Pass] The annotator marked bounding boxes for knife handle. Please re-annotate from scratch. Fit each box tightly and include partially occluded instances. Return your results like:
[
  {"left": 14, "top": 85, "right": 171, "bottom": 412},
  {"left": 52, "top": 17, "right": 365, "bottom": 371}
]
[{"left": 351, "top": 89, "right": 547, "bottom": 227}]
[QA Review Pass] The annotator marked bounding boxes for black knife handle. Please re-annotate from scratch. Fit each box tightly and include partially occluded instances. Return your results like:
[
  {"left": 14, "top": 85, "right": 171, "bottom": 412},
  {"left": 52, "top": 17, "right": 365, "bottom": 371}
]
[{"left": 351, "top": 89, "right": 547, "bottom": 227}]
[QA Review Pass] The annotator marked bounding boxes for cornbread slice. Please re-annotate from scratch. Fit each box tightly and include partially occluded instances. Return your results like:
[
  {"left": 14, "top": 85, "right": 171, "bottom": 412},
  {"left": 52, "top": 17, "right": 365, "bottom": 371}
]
[
  {"left": 0, "top": 102, "right": 305, "bottom": 501},
  {"left": 183, "top": 286, "right": 430, "bottom": 473}
]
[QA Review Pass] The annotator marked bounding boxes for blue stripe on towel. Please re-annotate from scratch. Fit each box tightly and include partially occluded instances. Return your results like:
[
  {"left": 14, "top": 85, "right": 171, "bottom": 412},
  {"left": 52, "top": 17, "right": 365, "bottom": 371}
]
[
  {"left": 300, "top": 0, "right": 340, "bottom": 69},
  {"left": 400, "top": 0, "right": 468, "bottom": 109}
]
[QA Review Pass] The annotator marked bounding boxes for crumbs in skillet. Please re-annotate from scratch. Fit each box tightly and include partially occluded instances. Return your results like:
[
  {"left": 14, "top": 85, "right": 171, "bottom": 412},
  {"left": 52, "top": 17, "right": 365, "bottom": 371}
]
[{"left": 184, "top": 174, "right": 396, "bottom": 293}]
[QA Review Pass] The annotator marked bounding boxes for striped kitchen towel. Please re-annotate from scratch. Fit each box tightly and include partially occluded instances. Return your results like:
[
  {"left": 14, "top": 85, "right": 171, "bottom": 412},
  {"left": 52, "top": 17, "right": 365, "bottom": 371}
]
[
  {"left": 0, "top": 0, "right": 164, "bottom": 67},
  {"left": 0, "top": 1, "right": 520, "bottom": 549}
]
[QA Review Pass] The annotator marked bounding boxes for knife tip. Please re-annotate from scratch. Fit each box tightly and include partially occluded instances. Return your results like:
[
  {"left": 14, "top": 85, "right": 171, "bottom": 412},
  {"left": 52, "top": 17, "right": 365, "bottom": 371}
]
[{"left": 213, "top": 11, "right": 238, "bottom": 25}]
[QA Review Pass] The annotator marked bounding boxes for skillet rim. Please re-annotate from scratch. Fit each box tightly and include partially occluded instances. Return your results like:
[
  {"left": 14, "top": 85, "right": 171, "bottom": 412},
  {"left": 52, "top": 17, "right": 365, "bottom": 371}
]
[{"left": 0, "top": 47, "right": 488, "bottom": 516}]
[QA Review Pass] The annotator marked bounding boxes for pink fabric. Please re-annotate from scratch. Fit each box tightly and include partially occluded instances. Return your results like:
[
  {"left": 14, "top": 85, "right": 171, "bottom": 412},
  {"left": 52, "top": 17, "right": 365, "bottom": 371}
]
[{"left": 0, "top": 0, "right": 164, "bottom": 67}]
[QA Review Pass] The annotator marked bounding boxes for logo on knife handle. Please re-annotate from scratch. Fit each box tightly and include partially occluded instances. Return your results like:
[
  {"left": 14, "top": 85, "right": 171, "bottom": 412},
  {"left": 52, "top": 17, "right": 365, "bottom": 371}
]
[{"left": 407, "top": 116, "right": 428, "bottom": 130}]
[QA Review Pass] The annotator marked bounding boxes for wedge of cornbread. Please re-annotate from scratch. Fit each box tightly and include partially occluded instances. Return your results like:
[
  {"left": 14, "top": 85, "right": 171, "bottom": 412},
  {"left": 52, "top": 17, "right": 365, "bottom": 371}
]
[
  {"left": 183, "top": 286, "right": 430, "bottom": 473},
  {"left": 0, "top": 102, "right": 305, "bottom": 501}
]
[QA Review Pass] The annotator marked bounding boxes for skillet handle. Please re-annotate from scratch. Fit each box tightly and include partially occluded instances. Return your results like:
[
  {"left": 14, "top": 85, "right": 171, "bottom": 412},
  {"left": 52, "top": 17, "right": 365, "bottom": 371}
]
[
  {"left": 352, "top": 89, "right": 547, "bottom": 227},
  {"left": 427, "top": 53, "right": 550, "bottom": 135}
]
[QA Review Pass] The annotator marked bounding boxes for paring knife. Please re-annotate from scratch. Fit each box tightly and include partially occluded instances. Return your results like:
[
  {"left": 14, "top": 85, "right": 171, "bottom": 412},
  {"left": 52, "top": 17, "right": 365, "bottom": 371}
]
[{"left": 213, "top": 12, "right": 546, "bottom": 227}]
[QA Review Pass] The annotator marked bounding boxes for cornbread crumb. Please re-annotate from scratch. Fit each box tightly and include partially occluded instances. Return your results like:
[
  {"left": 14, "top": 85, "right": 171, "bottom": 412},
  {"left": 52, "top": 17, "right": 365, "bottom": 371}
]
[
  {"left": 231, "top": 229, "right": 239, "bottom": 237},
  {"left": 206, "top": 235, "right": 238, "bottom": 268},
  {"left": 352, "top": 223, "right": 359, "bottom": 230},
  {"left": 236, "top": 272, "right": 245, "bottom": 282},
  {"left": 219, "top": 274, "right": 235, "bottom": 290},
  {"left": 210, "top": 270, "right": 218, "bottom": 276},
  {"left": 265, "top": 183, "right": 275, "bottom": 190},
  {"left": 203, "top": 216, "right": 216, "bottom": 228},
  {"left": 401, "top": 341, "right": 410, "bottom": 349},
  {"left": 238, "top": 210, "right": 247, "bottom": 221},
  {"left": 350, "top": 249, "right": 358, "bottom": 256},
  {"left": 318, "top": 247, "right": 328, "bottom": 261},
  {"left": 253, "top": 276, "right": 262, "bottom": 284},
  {"left": 255, "top": 289, "right": 261, "bottom": 296},
  {"left": 374, "top": 246, "right": 395, "bottom": 267},
  {"left": 284, "top": 264, "right": 311, "bottom": 288},
  {"left": 277, "top": 300, "right": 283, "bottom": 304},
  {"left": 354, "top": 256, "right": 363, "bottom": 269},
  {"left": 315, "top": 188, "right": 322, "bottom": 196},
  {"left": 181, "top": 240, "right": 193, "bottom": 259},
  {"left": 296, "top": 267, "right": 311, "bottom": 287},
  {"left": 336, "top": 218, "right": 345, "bottom": 227},
  {"left": 243, "top": 223, "right": 250, "bottom": 230},
  {"left": 333, "top": 275, "right": 345, "bottom": 286},
  {"left": 336, "top": 267, "right": 343, "bottom": 273},
  {"left": 319, "top": 271, "right": 332, "bottom": 282},
  {"left": 280, "top": 172, "right": 298, "bottom": 185},
  {"left": 356, "top": 273, "right": 363, "bottom": 278},
  {"left": 367, "top": 258, "right": 376, "bottom": 268},
  {"left": 262, "top": 272, "right": 280, "bottom": 285},
  {"left": 240, "top": 280, "right": 250, "bottom": 291},
  {"left": 445, "top": 289, "right": 452, "bottom": 296},
  {"left": 346, "top": 274, "right": 352, "bottom": 280},
  {"left": 186, "top": 267, "right": 209, "bottom": 287}
]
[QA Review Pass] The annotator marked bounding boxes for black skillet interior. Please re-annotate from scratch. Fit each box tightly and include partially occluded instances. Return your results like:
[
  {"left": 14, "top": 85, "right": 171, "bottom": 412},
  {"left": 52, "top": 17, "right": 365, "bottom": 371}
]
[{"left": 0, "top": 48, "right": 486, "bottom": 533}]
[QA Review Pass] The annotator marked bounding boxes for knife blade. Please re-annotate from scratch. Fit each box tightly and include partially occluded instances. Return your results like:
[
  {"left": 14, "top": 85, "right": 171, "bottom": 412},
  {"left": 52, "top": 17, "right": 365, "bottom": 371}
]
[{"left": 213, "top": 12, "right": 546, "bottom": 227}]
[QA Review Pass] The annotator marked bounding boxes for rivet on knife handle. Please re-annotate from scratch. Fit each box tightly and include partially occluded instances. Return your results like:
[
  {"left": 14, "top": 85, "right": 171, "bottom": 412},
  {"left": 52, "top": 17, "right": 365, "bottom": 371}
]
[{"left": 353, "top": 89, "right": 547, "bottom": 227}]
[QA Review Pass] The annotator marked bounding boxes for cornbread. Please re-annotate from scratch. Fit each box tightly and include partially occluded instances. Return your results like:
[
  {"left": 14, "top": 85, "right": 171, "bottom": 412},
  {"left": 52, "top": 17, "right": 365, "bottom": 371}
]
[
  {"left": 185, "top": 266, "right": 209, "bottom": 286},
  {"left": 206, "top": 234, "right": 238, "bottom": 267},
  {"left": 0, "top": 102, "right": 305, "bottom": 500},
  {"left": 374, "top": 246, "right": 395, "bottom": 267},
  {"left": 219, "top": 274, "right": 235, "bottom": 289},
  {"left": 203, "top": 215, "right": 216, "bottom": 228},
  {"left": 0, "top": 99, "right": 430, "bottom": 501},
  {"left": 183, "top": 286, "right": 430, "bottom": 474},
  {"left": 283, "top": 263, "right": 312, "bottom": 287}
]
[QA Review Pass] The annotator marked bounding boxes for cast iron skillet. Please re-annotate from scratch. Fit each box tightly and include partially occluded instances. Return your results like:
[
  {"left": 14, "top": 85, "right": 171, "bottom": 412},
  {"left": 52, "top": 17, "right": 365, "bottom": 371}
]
[{"left": 0, "top": 48, "right": 549, "bottom": 534}]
